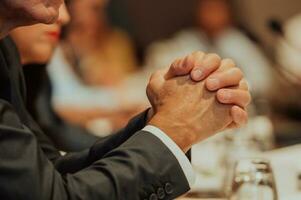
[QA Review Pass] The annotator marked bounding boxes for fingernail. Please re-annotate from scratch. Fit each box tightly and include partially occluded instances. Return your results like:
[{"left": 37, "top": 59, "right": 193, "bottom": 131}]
[
  {"left": 207, "top": 78, "right": 220, "bottom": 90},
  {"left": 221, "top": 91, "right": 231, "bottom": 101},
  {"left": 192, "top": 69, "right": 203, "bottom": 80}
]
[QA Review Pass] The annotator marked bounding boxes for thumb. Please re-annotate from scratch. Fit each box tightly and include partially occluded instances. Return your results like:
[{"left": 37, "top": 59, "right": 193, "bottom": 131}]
[
  {"left": 165, "top": 51, "right": 206, "bottom": 80},
  {"left": 164, "top": 58, "right": 194, "bottom": 80}
]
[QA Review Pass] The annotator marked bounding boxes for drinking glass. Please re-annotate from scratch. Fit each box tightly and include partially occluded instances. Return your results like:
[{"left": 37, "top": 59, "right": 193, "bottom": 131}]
[{"left": 229, "top": 158, "right": 278, "bottom": 200}]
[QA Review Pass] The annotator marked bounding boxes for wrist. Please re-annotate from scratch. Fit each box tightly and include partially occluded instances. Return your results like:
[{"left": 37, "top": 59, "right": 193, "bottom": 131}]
[{"left": 148, "top": 112, "right": 196, "bottom": 153}]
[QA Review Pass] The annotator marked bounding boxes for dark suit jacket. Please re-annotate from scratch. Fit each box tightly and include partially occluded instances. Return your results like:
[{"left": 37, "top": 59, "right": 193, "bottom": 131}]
[{"left": 0, "top": 37, "right": 190, "bottom": 199}]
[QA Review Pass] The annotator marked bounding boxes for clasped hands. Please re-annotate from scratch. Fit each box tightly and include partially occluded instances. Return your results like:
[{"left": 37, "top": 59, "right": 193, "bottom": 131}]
[{"left": 146, "top": 52, "right": 251, "bottom": 152}]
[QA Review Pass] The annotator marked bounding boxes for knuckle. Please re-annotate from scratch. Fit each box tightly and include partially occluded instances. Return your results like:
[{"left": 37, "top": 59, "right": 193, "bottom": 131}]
[
  {"left": 182, "top": 56, "right": 190, "bottom": 68},
  {"left": 182, "top": 55, "right": 195, "bottom": 70},
  {"left": 174, "top": 58, "right": 182, "bottom": 65},
  {"left": 231, "top": 67, "right": 241, "bottom": 73},
  {"left": 202, "top": 64, "right": 214, "bottom": 74},
  {"left": 170, "top": 58, "right": 181, "bottom": 69},
  {"left": 192, "top": 51, "right": 205, "bottom": 58},
  {"left": 231, "top": 68, "right": 244, "bottom": 78},
  {"left": 202, "top": 66, "right": 214, "bottom": 74},
  {"left": 240, "top": 79, "right": 250, "bottom": 90},
  {"left": 207, "top": 53, "right": 222, "bottom": 62},
  {"left": 186, "top": 54, "right": 195, "bottom": 64},
  {"left": 222, "top": 58, "right": 236, "bottom": 68},
  {"left": 169, "top": 63, "right": 177, "bottom": 74},
  {"left": 186, "top": 52, "right": 206, "bottom": 70}
]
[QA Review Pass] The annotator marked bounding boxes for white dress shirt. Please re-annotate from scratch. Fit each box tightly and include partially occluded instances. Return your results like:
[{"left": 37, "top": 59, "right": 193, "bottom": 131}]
[{"left": 143, "top": 125, "right": 196, "bottom": 188}]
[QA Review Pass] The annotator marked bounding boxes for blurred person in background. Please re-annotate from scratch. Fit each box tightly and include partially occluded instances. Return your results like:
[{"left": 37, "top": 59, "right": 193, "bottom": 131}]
[
  {"left": 47, "top": 0, "right": 143, "bottom": 133},
  {"left": 268, "top": 13, "right": 301, "bottom": 146},
  {"left": 9, "top": 3, "right": 102, "bottom": 152},
  {"left": 146, "top": 0, "right": 273, "bottom": 98},
  {"left": 63, "top": 0, "right": 138, "bottom": 86}
]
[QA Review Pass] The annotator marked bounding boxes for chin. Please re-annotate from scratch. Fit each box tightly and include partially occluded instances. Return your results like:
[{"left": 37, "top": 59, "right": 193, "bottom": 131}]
[
  {"left": 33, "top": 56, "right": 52, "bottom": 65},
  {"left": 25, "top": 53, "right": 52, "bottom": 65},
  {"left": 30, "top": 46, "right": 54, "bottom": 65}
]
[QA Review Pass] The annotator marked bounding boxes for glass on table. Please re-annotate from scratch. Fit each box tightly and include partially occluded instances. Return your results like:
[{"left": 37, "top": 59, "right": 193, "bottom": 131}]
[
  {"left": 222, "top": 130, "right": 262, "bottom": 196},
  {"left": 229, "top": 158, "right": 278, "bottom": 200}
]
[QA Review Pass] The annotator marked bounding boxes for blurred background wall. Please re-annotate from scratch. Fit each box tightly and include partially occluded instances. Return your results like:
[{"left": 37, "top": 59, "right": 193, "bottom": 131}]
[
  {"left": 233, "top": 0, "right": 301, "bottom": 53},
  {"left": 108, "top": 0, "right": 199, "bottom": 60},
  {"left": 108, "top": 0, "right": 301, "bottom": 59}
]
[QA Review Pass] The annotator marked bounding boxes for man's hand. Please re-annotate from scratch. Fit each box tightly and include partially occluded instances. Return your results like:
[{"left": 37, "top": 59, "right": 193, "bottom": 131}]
[
  {"left": 146, "top": 52, "right": 251, "bottom": 152},
  {"left": 147, "top": 52, "right": 250, "bottom": 128},
  {"left": 0, "top": 0, "right": 63, "bottom": 38}
]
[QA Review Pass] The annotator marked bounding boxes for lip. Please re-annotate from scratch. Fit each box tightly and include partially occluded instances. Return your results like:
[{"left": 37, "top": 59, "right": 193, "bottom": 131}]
[{"left": 46, "top": 31, "right": 61, "bottom": 41}]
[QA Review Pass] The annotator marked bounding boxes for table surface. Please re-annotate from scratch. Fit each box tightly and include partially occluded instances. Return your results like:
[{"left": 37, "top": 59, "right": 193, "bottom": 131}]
[{"left": 181, "top": 144, "right": 301, "bottom": 200}]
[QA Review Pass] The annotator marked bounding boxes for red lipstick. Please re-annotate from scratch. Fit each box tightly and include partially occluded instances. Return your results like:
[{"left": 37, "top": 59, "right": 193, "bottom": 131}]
[{"left": 47, "top": 31, "right": 61, "bottom": 41}]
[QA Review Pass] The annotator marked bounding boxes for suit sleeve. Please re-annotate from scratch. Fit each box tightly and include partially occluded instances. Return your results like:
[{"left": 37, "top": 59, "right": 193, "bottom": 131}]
[
  {"left": 54, "top": 109, "right": 150, "bottom": 174},
  {"left": 0, "top": 101, "right": 190, "bottom": 200}
]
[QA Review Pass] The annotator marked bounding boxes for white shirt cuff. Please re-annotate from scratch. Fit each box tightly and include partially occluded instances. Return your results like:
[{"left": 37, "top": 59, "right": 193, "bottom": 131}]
[{"left": 142, "top": 125, "right": 196, "bottom": 188}]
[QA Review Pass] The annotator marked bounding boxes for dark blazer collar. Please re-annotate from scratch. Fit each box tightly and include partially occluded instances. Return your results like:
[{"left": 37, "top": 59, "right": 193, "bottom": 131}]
[
  {"left": 0, "top": 37, "right": 13, "bottom": 102},
  {"left": 0, "top": 36, "right": 27, "bottom": 100}
]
